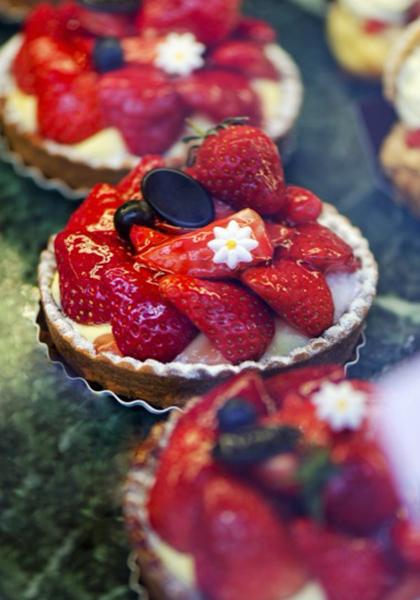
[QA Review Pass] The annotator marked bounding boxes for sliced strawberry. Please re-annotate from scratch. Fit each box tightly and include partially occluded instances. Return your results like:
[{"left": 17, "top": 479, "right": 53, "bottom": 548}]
[
  {"left": 326, "top": 439, "right": 400, "bottom": 535},
  {"left": 188, "top": 124, "right": 286, "bottom": 215},
  {"left": 148, "top": 371, "right": 273, "bottom": 551},
  {"left": 137, "top": 0, "right": 241, "bottom": 45},
  {"left": 385, "top": 574, "right": 420, "bottom": 600},
  {"left": 405, "top": 129, "right": 420, "bottom": 149},
  {"left": 176, "top": 70, "right": 262, "bottom": 126},
  {"left": 234, "top": 17, "right": 277, "bottom": 44},
  {"left": 293, "top": 520, "right": 396, "bottom": 600},
  {"left": 160, "top": 275, "right": 275, "bottom": 364},
  {"left": 66, "top": 183, "right": 122, "bottom": 234},
  {"left": 102, "top": 264, "right": 196, "bottom": 362},
  {"left": 265, "top": 222, "right": 295, "bottom": 247},
  {"left": 130, "top": 226, "right": 169, "bottom": 255},
  {"left": 265, "top": 365, "right": 345, "bottom": 407},
  {"left": 140, "top": 209, "right": 273, "bottom": 279},
  {"left": 242, "top": 259, "right": 334, "bottom": 337},
  {"left": 116, "top": 155, "right": 165, "bottom": 201},
  {"left": 122, "top": 36, "right": 162, "bottom": 66},
  {"left": 98, "top": 66, "right": 186, "bottom": 155},
  {"left": 37, "top": 72, "right": 104, "bottom": 144},
  {"left": 192, "top": 472, "right": 307, "bottom": 600},
  {"left": 266, "top": 395, "right": 332, "bottom": 447},
  {"left": 277, "top": 223, "right": 359, "bottom": 274},
  {"left": 283, "top": 186, "right": 323, "bottom": 225},
  {"left": 363, "top": 19, "right": 390, "bottom": 34},
  {"left": 54, "top": 229, "right": 130, "bottom": 324},
  {"left": 210, "top": 41, "right": 279, "bottom": 80}
]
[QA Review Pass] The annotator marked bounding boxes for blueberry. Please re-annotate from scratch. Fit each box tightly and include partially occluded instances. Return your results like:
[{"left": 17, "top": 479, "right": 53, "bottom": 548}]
[
  {"left": 217, "top": 397, "right": 258, "bottom": 433},
  {"left": 213, "top": 425, "right": 301, "bottom": 466},
  {"left": 141, "top": 168, "right": 214, "bottom": 229},
  {"left": 93, "top": 37, "right": 124, "bottom": 74},
  {"left": 114, "top": 200, "right": 156, "bottom": 241},
  {"left": 77, "top": 0, "right": 139, "bottom": 13}
]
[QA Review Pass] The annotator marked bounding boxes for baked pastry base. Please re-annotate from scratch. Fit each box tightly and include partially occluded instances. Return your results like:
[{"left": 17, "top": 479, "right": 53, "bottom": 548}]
[
  {"left": 38, "top": 204, "right": 377, "bottom": 408},
  {"left": 381, "top": 123, "right": 420, "bottom": 215},
  {"left": 327, "top": 3, "right": 402, "bottom": 78},
  {"left": 0, "top": 103, "right": 130, "bottom": 192},
  {"left": 0, "top": 0, "right": 47, "bottom": 22}
]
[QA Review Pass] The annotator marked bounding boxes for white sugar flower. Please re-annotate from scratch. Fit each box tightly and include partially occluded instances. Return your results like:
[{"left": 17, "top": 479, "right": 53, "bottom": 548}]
[
  {"left": 311, "top": 381, "right": 368, "bottom": 432},
  {"left": 207, "top": 220, "right": 259, "bottom": 270},
  {"left": 155, "top": 32, "right": 205, "bottom": 76}
]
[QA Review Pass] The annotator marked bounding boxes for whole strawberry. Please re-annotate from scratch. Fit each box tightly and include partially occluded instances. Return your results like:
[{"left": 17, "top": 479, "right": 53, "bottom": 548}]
[
  {"left": 137, "top": 0, "right": 242, "bottom": 45},
  {"left": 189, "top": 124, "right": 286, "bottom": 216}
]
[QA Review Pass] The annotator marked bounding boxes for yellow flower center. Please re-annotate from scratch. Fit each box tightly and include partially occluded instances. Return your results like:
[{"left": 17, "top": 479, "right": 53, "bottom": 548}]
[
  {"left": 175, "top": 51, "right": 186, "bottom": 61},
  {"left": 337, "top": 398, "right": 348, "bottom": 413},
  {"left": 226, "top": 240, "right": 238, "bottom": 250}
]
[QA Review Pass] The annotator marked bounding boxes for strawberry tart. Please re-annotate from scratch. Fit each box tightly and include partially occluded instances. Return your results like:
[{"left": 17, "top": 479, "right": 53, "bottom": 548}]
[
  {"left": 124, "top": 365, "right": 420, "bottom": 600},
  {"left": 38, "top": 122, "right": 377, "bottom": 407},
  {"left": 0, "top": 0, "right": 303, "bottom": 195},
  {"left": 381, "top": 20, "right": 420, "bottom": 213},
  {"left": 327, "top": 0, "right": 420, "bottom": 78},
  {"left": 0, "top": 0, "right": 59, "bottom": 22}
]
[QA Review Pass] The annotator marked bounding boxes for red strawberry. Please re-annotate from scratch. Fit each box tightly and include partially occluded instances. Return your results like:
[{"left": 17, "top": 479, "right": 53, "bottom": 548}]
[
  {"left": 54, "top": 229, "right": 129, "bottom": 324},
  {"left": 176, "top": 70, "right": 262, "bottom": 127},
  {"left": 130, "top": 226, "right": 169, "bottom": 254},
  {"left": 116, "top": 155, "right": 165, "bottom": 201},
  {"left": 66, "top": 183, "right": 122, "bottom": 234},
  {"left": 267, "top": 394, "right": 332, "bottom": 447},
  {"left": 277, "top": 223, "right": 359, "bottom": 274},
  {"left": 122, "top": 36, "right": 162, "bottom": 66},
  {"left": 234, "top": 17, "right": 277, "bottom": 44},
  {"left": 242, "top": 259, "right": 334, "bottom": 337},
  {"left": 148, "top": 371, "right": 273, "bottom": 551},
  {"left": 405, "top": 129, "right": 420, "bottom": 149},
  {"left": 293, "top": 520, "right": 396, "bottom": 600},
  {"left": 283, "top": 186, "right": 323, "bottom": 225},
  {"left": 188, "top": 125, "right": 286, "bottom": 215},
  {"left": 159, "top": 275, "right": 275, "bottom": 364},
  {"left": 391, "top": 519, "right": 420, "bottom": 569},
  {"left": 192, "top": 472, "right": 306, "bottom": 600},
  {"left": 37, "top": 72, "right": 103, "bottom": 145},
  {"left": 102, "top": 264, "right": 196, "bottom": 362},
  {"left": 98, "top": 66, "right": 186, "bottom": 155},
  {"left": 13, "top": 36, "right": 88, "bottom": 95},
  {"left": 363, "top": 19, "right": 389, "bottom": 34},
  {"left": 326, "top": 439, "right": 400, "bottom": 536},
  {"left": 137, "top": 0, "right": 241, "bottom": 45},
  {"left": 140, "top": 209, "right": 273, "bottom": 278},
  {"left": 76, "top": 5, "right": 135, "bottom": 37},
  {"left": 265, "top": 365, "right": 345, "bottom": 407},
  {"left": 24, "top": 3, "right": 63, "bottom": 40},
  {"left": 265, "top": 222, "right": 295, "bottom": 247},
  {"left": 210, "top": 41, "right": 279, "bottom": 80}
]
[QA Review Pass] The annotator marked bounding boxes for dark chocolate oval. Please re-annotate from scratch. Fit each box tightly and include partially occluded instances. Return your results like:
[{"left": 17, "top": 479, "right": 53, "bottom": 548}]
[
  {"left": 141, "top": 168, "right": 215, "bottom": 229},
  {"left": 77, "top": 0, "right": 139, "bottom": 13}
]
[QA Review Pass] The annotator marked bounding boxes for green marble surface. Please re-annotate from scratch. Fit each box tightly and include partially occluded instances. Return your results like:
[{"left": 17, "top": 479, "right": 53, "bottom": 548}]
[{"left": 1, "top": 2, "right": 420, "bottom": 599}]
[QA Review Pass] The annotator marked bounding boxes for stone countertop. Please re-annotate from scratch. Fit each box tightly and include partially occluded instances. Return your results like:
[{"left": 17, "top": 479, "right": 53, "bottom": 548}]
[{"left": 1, "top": 2, "right": 420, "bottom": 599}]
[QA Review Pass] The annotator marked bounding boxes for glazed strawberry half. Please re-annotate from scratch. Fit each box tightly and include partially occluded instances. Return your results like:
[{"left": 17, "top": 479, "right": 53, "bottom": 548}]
[
  {"left": 140, "top": 368, "right": 407, "bottom": 600},
  {"left": 52, "top": 121, "right": 365, "bottom": 367}
]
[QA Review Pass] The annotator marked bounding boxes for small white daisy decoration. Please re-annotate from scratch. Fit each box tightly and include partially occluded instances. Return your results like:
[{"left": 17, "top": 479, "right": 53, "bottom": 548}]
[
  {"left": 207, "top": 220, "right": 259, "bottom": 270},
  {"left": 155, "top": 32, "right": 206, "bottom": 77},
  {"left": 311, "top": 381, "right": 368, "bottom": 432}
]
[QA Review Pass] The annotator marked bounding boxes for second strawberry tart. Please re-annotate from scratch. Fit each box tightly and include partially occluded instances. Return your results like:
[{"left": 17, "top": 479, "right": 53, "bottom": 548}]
[
  {"left": 38, "top": 123, "right": 377, "bottom": 407},
  {"left": 0, "top": 0, "right": 302, "bottom": 194}
]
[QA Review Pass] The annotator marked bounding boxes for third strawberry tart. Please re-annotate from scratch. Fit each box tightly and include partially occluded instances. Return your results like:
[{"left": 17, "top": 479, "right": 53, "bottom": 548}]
[
  {"left": 0, "top": 0, "right": 302, "bottom": 194},
  {"left": 38, "top": 122, "right": 377, "bottom": 407},
  {"left": 125, "top": 365, "right": 420, "bottom": 600}
]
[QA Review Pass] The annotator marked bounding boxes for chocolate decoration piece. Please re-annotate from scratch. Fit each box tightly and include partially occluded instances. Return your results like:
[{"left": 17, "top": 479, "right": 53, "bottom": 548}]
[
  {"left": 77, "top": 0, "right": 139, "bottom": 13},
  {"left": 114, "top": 200, "right": 156, "bottom": 241},
  {"left": 141, "top": 168, "right": 215, "bottom": 229}
]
